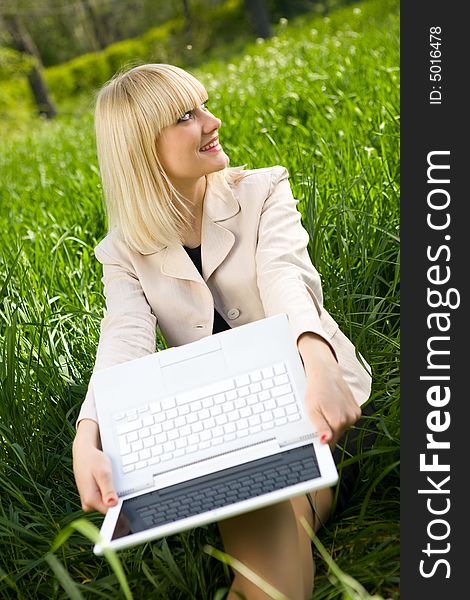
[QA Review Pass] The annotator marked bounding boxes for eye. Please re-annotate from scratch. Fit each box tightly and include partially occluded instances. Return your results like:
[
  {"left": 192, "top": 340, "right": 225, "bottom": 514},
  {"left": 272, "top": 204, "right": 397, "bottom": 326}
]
[
  {"left": 177, "top": 110, "right": 192, "bottom": 123},
  {"left": 176, "top": 101, "right": 210, "bottom": 123}
]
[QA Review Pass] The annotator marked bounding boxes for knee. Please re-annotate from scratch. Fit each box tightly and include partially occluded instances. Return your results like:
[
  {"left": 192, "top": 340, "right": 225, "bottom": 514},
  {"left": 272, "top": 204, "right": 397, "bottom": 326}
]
[
  {"left": 217, "top": 501, "right": 308, "bottom": 599},
  {"left": 307, "top": 487, "right": 334, "bottom": 532},
  {"left": 218, "top": 499, "right": 297, "bottom": 541},
  {"left": 228, "top": 571, "right": 307, "bottom": 600}
]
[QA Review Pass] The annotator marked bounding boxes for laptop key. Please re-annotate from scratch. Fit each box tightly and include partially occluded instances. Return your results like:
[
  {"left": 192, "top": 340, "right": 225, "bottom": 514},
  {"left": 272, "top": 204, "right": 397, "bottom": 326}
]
[
  {"left": 273, "top": 362, "right": 286, "bottom": 375},
  {"left": 117, "top": 419, "right": 142, "bottom": 435},
  {"left": 178, "top": 378, "right": 235, "bottom": 405},
  {"left": 122, "top": 453, "right": 138, "bottom": 466}
]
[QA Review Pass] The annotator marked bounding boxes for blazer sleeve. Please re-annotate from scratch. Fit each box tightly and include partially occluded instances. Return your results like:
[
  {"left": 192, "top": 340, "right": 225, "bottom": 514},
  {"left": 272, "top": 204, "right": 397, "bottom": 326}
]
[
  {"left": 76, "top": 239, "right": 157, "bottom": 426},
  {"left": 255, "top": 166, "right": 334, "bottom": 350}
]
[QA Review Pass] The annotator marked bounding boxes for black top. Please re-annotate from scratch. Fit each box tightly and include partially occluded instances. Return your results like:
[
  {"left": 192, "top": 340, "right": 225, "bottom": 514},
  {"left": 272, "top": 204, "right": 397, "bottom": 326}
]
[{"left": 183, "top": 245, "right": 231, "bottom": 334}]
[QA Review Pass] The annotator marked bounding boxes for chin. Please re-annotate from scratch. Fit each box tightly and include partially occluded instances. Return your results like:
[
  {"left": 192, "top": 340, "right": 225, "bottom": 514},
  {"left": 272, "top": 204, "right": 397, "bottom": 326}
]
[
  {"left": 220, "top": 151, "right": 230, "bottom": 169},
  {"left": 210, "top": 152, "right": 230, "bottom": 173}
]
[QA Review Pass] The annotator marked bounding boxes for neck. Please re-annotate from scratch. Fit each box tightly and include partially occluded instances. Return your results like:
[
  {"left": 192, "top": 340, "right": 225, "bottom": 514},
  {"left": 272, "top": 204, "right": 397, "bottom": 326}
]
[
  {"left": 171, "top": 176, "right": 207, "bottom": 247},
  {"left": 173, "top": 176, "right": 207, "bottom": 213}
]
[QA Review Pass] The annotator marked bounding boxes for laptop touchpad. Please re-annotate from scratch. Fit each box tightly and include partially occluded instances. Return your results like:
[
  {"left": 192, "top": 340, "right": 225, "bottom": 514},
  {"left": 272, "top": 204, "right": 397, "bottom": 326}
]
[{"left": 160, "top": 339, "right": 227, "bottom": 394}]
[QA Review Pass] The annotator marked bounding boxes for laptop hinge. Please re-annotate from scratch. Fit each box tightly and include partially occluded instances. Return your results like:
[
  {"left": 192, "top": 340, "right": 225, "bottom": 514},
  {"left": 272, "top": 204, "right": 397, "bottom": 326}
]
[
  {"left": 278, "top": 432, "right": 317, "bottom": 448},
  {"left": 117, "top": 479, "right": 153, "bottom": 497},
  {"left": 152, "top": 437, "right": 280, "bottom": 491}
]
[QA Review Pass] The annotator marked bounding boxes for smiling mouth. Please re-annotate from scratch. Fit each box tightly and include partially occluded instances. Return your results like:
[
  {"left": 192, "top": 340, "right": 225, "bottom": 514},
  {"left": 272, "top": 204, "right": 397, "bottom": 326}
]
[{"left": 200, "top": 136, "right": 221, "bottom": 152}]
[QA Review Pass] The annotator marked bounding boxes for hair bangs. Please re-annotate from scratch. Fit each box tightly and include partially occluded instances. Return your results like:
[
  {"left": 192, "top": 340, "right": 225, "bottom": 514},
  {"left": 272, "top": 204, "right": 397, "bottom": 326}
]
[
  {"left": 119, "top": 64, "right": 206, "bottom": 130},
  {"left": 152, "top": 69, "right": 208, "bottom": 128}
]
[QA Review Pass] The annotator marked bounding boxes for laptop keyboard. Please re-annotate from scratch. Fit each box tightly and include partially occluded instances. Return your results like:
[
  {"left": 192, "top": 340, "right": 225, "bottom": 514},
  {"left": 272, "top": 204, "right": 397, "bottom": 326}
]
[
  {"left": 118, "top": 443, "right": 320, "bottom": 533},
  {"left": 112, "top": 361, "right": 302, "bottom": 474}
]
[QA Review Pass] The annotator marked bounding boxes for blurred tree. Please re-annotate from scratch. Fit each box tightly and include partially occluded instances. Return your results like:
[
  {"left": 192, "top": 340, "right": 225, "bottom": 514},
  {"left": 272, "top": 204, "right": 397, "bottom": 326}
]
[
  {"left": 244, "top": 0, "right": 271, "bottom": 38},
  {"left": 0, "top": 0, "right": 180, "bottom": 67},
  {"left": 2, "top": 13, "right": 57, "bottom": 118},
  {"left": 267, "top": 0, "right": 327, "bottom": 19},
  {"left": 82, "top": 0, "right": 113, "bottom": 49},
  {"left": 182, "top": 0, "right": 193, "bottom": 45}
]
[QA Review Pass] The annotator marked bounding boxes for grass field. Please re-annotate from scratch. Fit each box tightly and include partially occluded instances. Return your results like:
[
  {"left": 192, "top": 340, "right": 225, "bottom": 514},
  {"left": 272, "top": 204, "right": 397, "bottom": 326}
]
[{"left": 0, "top": 0, "right": 400, "bottom": 598}]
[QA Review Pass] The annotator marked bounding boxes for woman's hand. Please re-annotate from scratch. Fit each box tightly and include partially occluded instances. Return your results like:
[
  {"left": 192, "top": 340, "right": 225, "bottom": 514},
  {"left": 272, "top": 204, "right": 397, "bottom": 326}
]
[
  {"left": 297, "top": 332, "right": 361, "bottom": 447},
  {"left": 72, "top": 419, "right": 118, "bottom": 514}
]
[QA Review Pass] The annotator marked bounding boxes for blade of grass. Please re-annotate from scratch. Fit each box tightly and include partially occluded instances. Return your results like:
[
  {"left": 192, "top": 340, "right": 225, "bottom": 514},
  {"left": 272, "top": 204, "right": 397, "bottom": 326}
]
[
  {"left": 44, "top": 552, "right": 85, "bottom": 600},
  {"left": 300, "top": 517, "right": 389, "bottom": 600},
  {"left": 50, "top": 518, "right": 133, "bottom": 600},
  {"left": 204, "top": 544, "right": 289, "bottom": 600}
]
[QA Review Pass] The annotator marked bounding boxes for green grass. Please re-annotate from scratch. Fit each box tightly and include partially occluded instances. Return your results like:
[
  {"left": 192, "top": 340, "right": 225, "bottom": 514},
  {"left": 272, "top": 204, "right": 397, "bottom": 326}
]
[{"left": 0, "top": 0, "right": 399, "bottom": 597}]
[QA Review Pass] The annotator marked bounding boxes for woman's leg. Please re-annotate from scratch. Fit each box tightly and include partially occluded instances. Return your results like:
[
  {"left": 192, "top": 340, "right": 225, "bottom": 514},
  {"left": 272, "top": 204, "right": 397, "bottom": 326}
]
[
  {"left": 217, "top": 487, "right": 333, "bottom": 600},
  {"left": 291, "top": 487, "right": 333, "bottom": 598}
]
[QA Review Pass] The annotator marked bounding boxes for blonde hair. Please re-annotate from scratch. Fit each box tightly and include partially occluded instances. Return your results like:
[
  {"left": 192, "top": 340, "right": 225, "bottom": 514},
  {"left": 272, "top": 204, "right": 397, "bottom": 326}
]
[{"left": 95, "top": 63, "right": 222, "bottom": 253}]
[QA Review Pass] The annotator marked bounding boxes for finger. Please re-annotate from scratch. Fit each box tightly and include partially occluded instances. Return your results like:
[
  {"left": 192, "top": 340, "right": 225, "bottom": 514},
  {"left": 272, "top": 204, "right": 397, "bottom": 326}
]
[
  {"left": 81, "top": 485, "right": 110, "bottom": 514},
  {"left": 95, "top": 465, "right": 118, "bottom": 508},
  {"left": 326, "top": 418, "right": 351, "bottom": 445},
  {"left": 326, "top": 405, "right": 362, "bottom": 450},
  {"left": 306, "top": 405, "right": 333, "bottom": 444}
]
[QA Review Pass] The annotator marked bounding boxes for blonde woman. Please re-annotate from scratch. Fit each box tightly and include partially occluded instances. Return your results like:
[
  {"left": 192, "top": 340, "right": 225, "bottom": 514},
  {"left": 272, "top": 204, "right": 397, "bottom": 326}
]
[{"left": 72, "top": 63, "right": 372, "bottom": 600}]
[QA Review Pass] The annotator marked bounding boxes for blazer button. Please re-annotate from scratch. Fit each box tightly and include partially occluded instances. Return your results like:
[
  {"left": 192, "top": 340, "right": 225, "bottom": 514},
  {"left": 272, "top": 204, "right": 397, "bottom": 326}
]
[{"left": 227, "top": 308, "right": 240, "bottom": 320}]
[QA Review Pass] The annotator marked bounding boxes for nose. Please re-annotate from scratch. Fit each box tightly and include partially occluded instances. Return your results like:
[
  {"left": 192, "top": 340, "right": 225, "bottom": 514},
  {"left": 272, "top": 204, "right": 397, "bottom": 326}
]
[{"left": 202, "top": 110, "right": 221, "bottom": 133}]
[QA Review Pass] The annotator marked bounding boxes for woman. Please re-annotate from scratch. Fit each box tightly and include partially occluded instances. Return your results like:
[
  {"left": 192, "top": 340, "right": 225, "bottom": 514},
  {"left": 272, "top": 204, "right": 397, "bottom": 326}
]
[{"left": 72, "top": 63, "right": 372, "bottom": 600}]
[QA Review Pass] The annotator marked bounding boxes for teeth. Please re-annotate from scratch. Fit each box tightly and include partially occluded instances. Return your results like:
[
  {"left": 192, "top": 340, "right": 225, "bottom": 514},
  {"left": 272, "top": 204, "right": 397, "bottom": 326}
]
[{"left": 201, "top": 138, "right": 218, "bottom": 151}]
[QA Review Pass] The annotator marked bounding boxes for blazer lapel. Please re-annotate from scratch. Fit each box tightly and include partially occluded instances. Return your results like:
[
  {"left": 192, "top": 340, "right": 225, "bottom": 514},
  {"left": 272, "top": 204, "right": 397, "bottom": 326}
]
[
  {"left": 201, "top": 171, "right": 240, "bottom": 280},
  {"left": 160, "top": 243, "right": 203, "bottom": 282},
  {"left": 160, "top": 171, "right": 240, "bottom": 282}
]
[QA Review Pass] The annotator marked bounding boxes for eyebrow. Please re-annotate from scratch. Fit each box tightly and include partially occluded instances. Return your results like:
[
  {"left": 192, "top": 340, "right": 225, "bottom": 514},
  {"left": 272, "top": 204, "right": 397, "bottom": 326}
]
[
  {"left": 174, "top": 99, "right": 209, "bottom": 126},
  {"left": 179, "top": 99, "right": 209, "bottom": 116},
  {"left": 194, "top": 98, "right": 209, "bottom": 108}
]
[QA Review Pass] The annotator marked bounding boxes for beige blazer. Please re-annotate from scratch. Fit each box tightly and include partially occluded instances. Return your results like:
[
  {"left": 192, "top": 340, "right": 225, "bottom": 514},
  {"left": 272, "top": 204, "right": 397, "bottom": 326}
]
[{"left": 77, "top": 165, "right": 372, "bottom": 425}]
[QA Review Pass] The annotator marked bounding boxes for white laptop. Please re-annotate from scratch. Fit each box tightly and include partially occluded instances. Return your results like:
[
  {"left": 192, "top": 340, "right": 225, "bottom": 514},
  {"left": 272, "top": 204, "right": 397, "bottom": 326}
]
[{"left": 92, "top": 313, "right": 338, "bottom": 555}]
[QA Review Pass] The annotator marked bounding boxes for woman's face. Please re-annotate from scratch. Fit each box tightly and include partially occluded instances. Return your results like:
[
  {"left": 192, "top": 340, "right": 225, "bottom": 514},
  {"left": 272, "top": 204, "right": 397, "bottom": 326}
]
[{"left": 156, "top": 101, "right": 229, "bottom": 185}]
